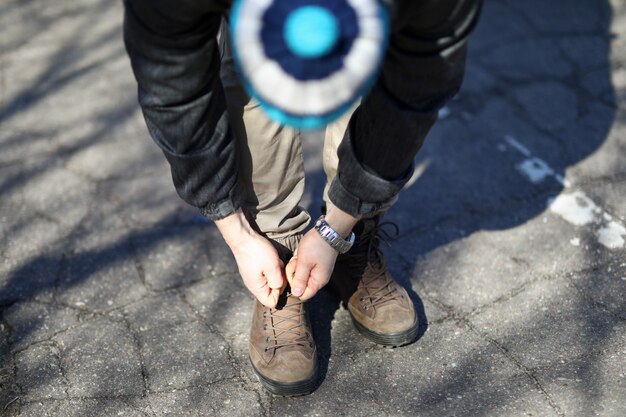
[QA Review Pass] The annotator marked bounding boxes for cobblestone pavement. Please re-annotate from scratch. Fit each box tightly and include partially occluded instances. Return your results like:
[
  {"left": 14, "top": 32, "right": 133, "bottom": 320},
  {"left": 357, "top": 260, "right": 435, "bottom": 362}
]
[{"left": 1, "top": 0, "right": 625, "bottom": 416}]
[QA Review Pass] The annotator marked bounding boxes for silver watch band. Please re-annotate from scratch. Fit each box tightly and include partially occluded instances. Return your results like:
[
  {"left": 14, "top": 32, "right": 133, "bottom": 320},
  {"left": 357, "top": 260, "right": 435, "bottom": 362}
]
[{"left": 313, "top": 215, "right": 355, "bottom": 254}]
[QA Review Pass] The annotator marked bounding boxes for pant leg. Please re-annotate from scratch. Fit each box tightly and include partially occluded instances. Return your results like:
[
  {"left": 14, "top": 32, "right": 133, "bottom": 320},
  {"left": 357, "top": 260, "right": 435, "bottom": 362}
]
[
  {"left": 123, "top": 0, "right": 245, "bottom": 220},
  {"left": 322, "top": 103, "right": 356, "bottom": 211},
  {"left": 219, "top": 21, "right": 310, "bottom": 252},
  {"left": 326, "top": 0, "right": 483, "bottom": 217}
]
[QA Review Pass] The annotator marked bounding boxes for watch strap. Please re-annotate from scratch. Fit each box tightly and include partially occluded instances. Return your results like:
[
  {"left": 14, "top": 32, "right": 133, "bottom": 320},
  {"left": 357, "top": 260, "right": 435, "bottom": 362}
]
[{"left": 313, "top": 215, "right": 355, "bottom": 254}]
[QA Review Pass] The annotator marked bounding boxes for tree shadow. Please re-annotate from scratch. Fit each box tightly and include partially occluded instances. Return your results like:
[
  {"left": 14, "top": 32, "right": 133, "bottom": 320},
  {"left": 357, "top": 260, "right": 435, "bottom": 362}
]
[
  {"left": 1, "top": 0, "right": 623, "bottom": 415},
  {"left": 300, "top": 0, "right": 621, "bottom": 413}
]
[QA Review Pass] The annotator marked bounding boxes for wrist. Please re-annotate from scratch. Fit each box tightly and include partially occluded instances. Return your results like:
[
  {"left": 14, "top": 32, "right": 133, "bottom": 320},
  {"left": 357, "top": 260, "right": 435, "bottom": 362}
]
[
  {"left": 214, "top": 209, "right": 256, "bottom": 247},
  {"left": 313, "top": 215, "right": 356, "bottom": 254},
  {"left": 324, "top": 205, "right": 361, "bottom": 239}
]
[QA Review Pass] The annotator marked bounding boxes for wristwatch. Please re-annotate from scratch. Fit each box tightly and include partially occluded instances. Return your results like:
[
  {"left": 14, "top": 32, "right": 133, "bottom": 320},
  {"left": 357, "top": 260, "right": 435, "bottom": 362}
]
[{"left": 313, "top": 215, "right": 355, "bottom": 254}]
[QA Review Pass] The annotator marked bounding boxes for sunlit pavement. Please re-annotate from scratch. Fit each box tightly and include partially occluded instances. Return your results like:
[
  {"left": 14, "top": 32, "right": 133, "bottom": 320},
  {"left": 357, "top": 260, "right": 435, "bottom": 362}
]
[{"left": 1, "top": 0, "right": 625, "bottom": 415}]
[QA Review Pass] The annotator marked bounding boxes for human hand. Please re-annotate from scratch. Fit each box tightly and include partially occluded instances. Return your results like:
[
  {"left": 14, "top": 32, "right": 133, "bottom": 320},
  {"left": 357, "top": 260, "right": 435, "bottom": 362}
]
[
  {"left": 215, "top": 210, "right": 285, "bottom": 307},
  {"left": 286, "top": 205, "right": 361, "bottom": 300},
  {"left": 285, "top": 228, "right": 338, "bottom": 301}
]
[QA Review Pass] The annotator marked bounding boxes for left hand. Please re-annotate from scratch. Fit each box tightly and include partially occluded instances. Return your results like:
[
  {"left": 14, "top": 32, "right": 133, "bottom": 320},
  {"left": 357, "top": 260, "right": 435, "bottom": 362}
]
[{"left": 285, "top": 228, "right": 338, "bottom": 301}]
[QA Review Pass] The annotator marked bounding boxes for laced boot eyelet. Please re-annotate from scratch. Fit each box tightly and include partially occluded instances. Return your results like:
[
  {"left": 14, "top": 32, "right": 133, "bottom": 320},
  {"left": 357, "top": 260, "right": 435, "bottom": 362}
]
[{"left": 263, "top": 324, "right": 267, "bottom": 330}]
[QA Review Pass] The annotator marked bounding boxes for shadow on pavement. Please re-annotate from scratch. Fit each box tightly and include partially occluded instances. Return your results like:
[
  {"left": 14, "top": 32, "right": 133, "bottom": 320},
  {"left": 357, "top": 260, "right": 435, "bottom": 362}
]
[{"left": 0, "top": 0, "right": 622, "bottom": 414}]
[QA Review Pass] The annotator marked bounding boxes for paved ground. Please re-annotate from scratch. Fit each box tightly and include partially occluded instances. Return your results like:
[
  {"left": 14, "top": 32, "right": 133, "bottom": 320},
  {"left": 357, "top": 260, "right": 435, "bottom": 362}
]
[{"left": 1, "top": 0, "right": 625, "bottom": 416}]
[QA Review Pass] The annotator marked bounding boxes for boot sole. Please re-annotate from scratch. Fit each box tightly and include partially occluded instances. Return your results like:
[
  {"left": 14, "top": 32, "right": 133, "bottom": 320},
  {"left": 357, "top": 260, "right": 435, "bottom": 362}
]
[
  {"left": 250, "top": 359, "right": 319, "bottom": 396},
  {"left": 350, "top": 313, "right": 420, "bottom": 347}
]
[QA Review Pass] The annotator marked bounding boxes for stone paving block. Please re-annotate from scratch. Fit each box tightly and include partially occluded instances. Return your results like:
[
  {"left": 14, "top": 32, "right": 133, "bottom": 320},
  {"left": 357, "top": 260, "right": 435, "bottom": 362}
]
[
  {"left": 500, "top": 0, "right": 610, "bottom": 34},
  {"left": 54, "top": 318, "right": 144, "bottom": 397},
  {"left": 124, "top": 292, "right": 197, "bottom": 333},
  {"left": 17, "top": 166, "right": 94, "bottom": 231},
  {"left": 559, "top": 35, "right": 611, "bottom": 72},
  {"left": 65, "top": 117, "right": 165, "bottom": 182},
  {"left": 2, "top": 216, "right": 62, "bottom": 259},
  {"left": 182, "top": 275, "right": 252, "bottom": 339},
  {"left": 134, "top": 225, "right": 236, "bottom": 292},
  {"left": 469, "top": 0, "right": 532, "bottom": 53},
  {"left": 77, "top": 194, "right": 131, "bottom": 233},
  {"left": 4, "top": 301, "right": 80, "bottom": 350},
  {"left": 147, "top": 380, "right": 263, "bottom": 417},
  {"left": 511, "top": 81, "right": 579, "bottom": 133},
  {"left": 272, "top": 322, "right": 553, "bottom": 417},
  {"left": 100, "top": 174, "right": 198, "bottom": 229},
  {"left": 394, "top": 225, "right": 530, "bottom": 314},
  {"left": 566, "top": 257, "right": 626, "bottom": 320},
  {"left": 469, "top": 276, "right": 618, "bottom": 370},
  {"left": 58, "top": 230, "right": 147, "bottom": 312},
  {"left": 0, "top": 322, "right": 20, "bottom": 417},
  {"left": 15, "top": 343, "right": 67, "bottom": 401},
  {"left": 0, "top": 128, "right": 55, "bottom": 166},
  {"left": 477, "top": 38, "right": 574, "bottom": 81},
  {"left": 533, "top": 322, "right": 626, "bottom": 417},
  {"left": 138, "top": 321, "right": 235, "bottom": 391},
  {"left": 476, "top": 205, "right": 603, "bottom": 277},
  {"left": 473, "top": 97, "right": 571, "bottom": 165},
  {"left": 20, "top": 397, "right": 153, "bottom": 417},
  {"left": 0, "top": 251, "right": 60, "bottom": 304},
  {"left": 579, "top": 170, "right": 626, "bottom": 223},
  {"left": 581, "top": 67, "right": 615, "bottom": 99},
  {"left": 458, "top": 62, "right": 499, "bottom": 97},
  {"left": 561, "top": 104, "right": 625, "bottom": 181}
]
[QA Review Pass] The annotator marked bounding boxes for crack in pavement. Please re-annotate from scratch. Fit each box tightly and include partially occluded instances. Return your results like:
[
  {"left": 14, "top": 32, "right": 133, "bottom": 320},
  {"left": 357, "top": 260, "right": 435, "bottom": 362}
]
[
  {"left": 177, "top": 290, "right": 272, "bottom": 417},
  {"left": 120, "top": 313, "right": 149, "bottom": 398},
  {"left": 461, "top": 319, "right": 566, "bottom": 417}
]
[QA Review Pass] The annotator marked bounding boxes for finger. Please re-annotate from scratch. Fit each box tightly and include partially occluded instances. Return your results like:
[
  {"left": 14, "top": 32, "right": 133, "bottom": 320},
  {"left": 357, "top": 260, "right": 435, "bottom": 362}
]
[
  {"left": 264, "top": 263, "right": 284, "bottom": 290},
  {"left": 298, "top": 267, "right": 329, "bottom": 301},
  {"left": 267, "top": 287, "right": 280, "bottom": 307},
  {"left": 290, "top": 260, "right": 311, "bottom": 297},
  {"left": 285, "top": 257, "right": 297, "bottom": 286},
  {"left": 298, "top": 278, "right": 320, "bottom": 301},
  {"left": 254, "top": 278, "right": 278, "bottom": 308}
]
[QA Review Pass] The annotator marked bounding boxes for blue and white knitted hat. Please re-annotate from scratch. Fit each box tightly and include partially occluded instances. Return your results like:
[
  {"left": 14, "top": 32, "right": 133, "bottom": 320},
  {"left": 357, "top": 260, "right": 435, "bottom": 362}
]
[{"left": 230, "top": 0, "right": 390, "bottom": 129}]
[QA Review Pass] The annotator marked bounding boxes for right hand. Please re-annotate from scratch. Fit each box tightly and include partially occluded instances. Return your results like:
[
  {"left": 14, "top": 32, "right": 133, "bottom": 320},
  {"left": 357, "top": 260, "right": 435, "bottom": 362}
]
[{"left": 215, "top": 210, "right": 286, "bottom": 308}]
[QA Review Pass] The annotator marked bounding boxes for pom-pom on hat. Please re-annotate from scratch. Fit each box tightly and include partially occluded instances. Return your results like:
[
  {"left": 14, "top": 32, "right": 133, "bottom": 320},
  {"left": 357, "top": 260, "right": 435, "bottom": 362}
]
[{"left": 230, "top": 0, "right": 390, "bottom": 130}]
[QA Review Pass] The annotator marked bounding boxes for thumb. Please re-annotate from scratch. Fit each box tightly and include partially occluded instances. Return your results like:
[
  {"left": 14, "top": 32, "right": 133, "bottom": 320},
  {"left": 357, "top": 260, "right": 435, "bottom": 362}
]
[{"left": 290, "top": 259, "right": 311, "bottom": 298}]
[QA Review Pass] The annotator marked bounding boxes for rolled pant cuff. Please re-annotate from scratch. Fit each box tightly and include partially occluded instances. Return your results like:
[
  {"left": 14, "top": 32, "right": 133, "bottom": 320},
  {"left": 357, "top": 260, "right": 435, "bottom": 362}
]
[
  {"left": 327, "top": 168, "right": 410, "bottom": 218},
  {"left": 198, "top": 180, "right": 246, "bottom": 221},
  {"left": 327, "top": 129, "right": 413, "bottom": 217}
]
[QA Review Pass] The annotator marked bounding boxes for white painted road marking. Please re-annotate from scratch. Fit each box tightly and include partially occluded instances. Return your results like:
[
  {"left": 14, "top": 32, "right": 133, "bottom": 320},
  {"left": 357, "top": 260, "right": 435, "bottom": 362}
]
[{"left": 501, "top": 135, "right": 625, "bottom": 250}]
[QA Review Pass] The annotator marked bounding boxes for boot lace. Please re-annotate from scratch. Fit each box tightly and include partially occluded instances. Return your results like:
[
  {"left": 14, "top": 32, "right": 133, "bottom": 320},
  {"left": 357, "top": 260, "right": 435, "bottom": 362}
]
[
  {"left": 264, "top": 294, "right": 312, "bottom": 352},
  {"left": 357, "top": 222, "right": 402, "bottom": 310}
]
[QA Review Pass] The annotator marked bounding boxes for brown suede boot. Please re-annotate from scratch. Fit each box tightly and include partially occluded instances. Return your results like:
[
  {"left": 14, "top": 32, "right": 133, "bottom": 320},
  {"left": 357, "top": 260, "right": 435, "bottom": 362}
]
[
  {"left": 329, "top": 218, "right": 419, "bottom": 346},
  {"left": 249, "top": 290, "right": 318, "bottom": 396}
]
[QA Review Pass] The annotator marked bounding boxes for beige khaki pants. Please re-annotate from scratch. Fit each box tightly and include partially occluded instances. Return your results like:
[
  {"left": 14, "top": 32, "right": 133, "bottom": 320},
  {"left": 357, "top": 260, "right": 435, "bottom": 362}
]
[{"left": 219, "top": 22, "right": 351, "bottom": 252}]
